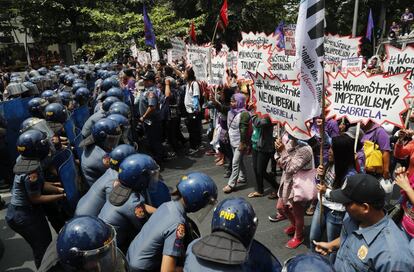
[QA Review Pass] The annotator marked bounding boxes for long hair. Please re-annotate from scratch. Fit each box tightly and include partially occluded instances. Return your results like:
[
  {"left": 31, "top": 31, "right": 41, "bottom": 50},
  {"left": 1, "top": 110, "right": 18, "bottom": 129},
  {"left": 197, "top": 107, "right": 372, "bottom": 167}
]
[
  {"left": 332, "top": 135, "right": 356, "bottom": 189},
  {"left": 186, "top": 67, "right": 196, "bottom": 82}
]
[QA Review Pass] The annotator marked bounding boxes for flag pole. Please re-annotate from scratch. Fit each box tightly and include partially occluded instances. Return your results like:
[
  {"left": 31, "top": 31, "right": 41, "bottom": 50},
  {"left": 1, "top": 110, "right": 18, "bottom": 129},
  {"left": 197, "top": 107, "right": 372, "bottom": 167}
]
[{"left": 319, "top": 63, "right": 326, "bottom": 226}]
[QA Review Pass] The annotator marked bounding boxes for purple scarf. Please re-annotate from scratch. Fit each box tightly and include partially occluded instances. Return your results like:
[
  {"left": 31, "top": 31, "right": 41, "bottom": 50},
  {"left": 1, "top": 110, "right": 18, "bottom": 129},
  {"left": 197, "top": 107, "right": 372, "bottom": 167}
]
[{"left": 230, "top": 93, "right": 246, "bottom": 115}]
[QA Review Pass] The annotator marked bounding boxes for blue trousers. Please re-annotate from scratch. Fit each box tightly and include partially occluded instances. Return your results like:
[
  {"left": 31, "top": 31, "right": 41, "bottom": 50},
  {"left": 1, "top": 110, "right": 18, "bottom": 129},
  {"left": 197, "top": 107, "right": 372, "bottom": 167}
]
[
  {"left": 144, "top": 121, "right": 164, "bottom": 162},
  {"left": 6, "top": 204, "right": 52, "bottom": 268}
]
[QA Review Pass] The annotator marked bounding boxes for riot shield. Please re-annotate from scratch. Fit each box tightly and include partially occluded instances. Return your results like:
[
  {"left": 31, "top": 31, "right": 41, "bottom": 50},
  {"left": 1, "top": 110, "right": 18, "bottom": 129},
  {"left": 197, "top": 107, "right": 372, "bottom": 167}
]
[
  {"left": 63, "top": 118, "right": 77, "bottom": 145},
  {"left": 71, "top": 105, "right": 90, "bottom": 130},
  {"left": 0, "top": 97, "right": 32, "bottom": 161},
  {"left": 73, "top": 133, "right": 84, "bottom": 159}
]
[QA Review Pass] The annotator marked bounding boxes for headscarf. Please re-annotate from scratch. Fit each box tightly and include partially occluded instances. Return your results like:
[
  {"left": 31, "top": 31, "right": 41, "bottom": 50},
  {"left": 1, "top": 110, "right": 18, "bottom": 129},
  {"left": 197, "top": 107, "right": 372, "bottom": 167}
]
[{"left": 230, "top": 93, "right": 246, "bottom": 115}]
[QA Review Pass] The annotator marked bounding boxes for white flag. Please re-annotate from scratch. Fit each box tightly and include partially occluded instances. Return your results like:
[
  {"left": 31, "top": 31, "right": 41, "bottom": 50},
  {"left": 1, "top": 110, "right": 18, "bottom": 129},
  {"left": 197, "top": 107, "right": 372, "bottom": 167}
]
[{"left": 295, "top": 0, "right": 325, "bottom": 123}]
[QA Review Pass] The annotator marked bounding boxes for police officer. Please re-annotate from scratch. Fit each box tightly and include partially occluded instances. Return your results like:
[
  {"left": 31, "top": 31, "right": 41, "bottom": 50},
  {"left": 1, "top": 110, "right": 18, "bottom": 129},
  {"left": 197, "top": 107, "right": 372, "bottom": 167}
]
[
  {"left": 38, "top": 216, "right": 129, "bottom": 272},
  {"left": 28, "top": 97, "right": 49, "bottom": 118},
  {"left": 41, "top": 90, "right": 60, "bottom": 104},
  {"left": 75, "top": 144, "right": 136, "bottom": 216},
  {"left": 127, "top": 172, "right": 218, "bottom": 272},
  {"left": 184, "top": 197, "right": 282, "bottom": 272},
  {"left": 6, "top": 130, "right": 66, "bottom": 268},
  {"left": 80, "top": 118, "right": 122, "bottom": 187},
  {"left": 98, "top": 153, "right": 160, "bottom": 251},
  {"left": 282, "top": 253, "right": 334, "bottom": 272},
  {"left": 108, "top": 113, "right": 133, "bottom": 146}
]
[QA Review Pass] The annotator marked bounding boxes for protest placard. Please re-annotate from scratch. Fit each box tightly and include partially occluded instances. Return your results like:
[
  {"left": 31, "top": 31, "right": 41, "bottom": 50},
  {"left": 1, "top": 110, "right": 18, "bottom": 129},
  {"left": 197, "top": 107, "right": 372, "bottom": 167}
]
[
  {"left": 167, "top": 49, "right": 173, "bottom": 64},
  {"left": 137, "top": 51, "right": 151, "bottom": 65},
  {"left": 130, "top": 43, "right": 138, "bottom": 58},
  {"left": 251, "top": 72, "right": 308, "bottom": 133},
  {"left": 170, "top": 38, "right": 186, "bottom": 62},
  {"left": 208, "top": 53, "right": 227, "bottom": 86},
  {"left": 186, "top": 44, "right": 210, "bottom": 82},
  {"left": 284, "top": 24, "right": 296, "bottom": 56},
  {"left": 383, "top": 45, "right": 414, "bottom": 95},
  {"left": 324, "top": 34, "right": 361, "bottom": 65},
  {"left": 241, "top": 32, "right": 279, "bottom": 49},
  {"left": 236, "top": 43, "right": 272, "bottom": 81},
  {"left": 226, "top": 51, "right": 238, "bottom": 72},
  {"left": 326, "top": 72, "right": 411, "bottom": 127},
  {"left": 269, "top": 48, "right": 297, "bottom": 80},
  {"left": 341, "top": 57, "right": 364, "bottom": 73}
]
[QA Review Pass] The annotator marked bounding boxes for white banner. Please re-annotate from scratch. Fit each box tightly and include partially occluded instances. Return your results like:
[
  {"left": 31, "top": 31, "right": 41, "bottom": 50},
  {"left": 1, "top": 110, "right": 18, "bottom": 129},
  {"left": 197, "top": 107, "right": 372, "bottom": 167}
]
[
  {"left": 137, "top": 51, "right": 151, "bottom": 65},
  {"left": 167, "top": 49, "right": 173, "bottom": 64},
  {"left": 269, "top": 49, "right": 297, "bottom": 80},
  {"left": 284, "top": 24, "right": 296, "bottom": 56},
  {"left": 327, "top": 72, "right": 410, "bottom": 127},
  {"left": 130, "top": 44, "right": 138, "bottom": 58},
  {"left": 236, "top": 43, "right": 272, "bottom": 81},
  {"left": 252, "top": 73, "right": 308, "bottom": 132},
  {"left": 226, "top": 51, "right": 238, "bottom": 72},
  {"left": 324, "top": 34, "right": 361, "bottom": 65},
  {"left": 341, "top": 57, "right": 364, "bottom": 74},
  {"left": 241, "top": 32, "right": 279, "bottom": 49},
  {"left": 383, "top": 45, "right": 414, "bottom": 95},
  {"left": 170, "top": 38, "right": 186, "bottom": 62},
  {"left": 209, "top": 53, "right": 227, "bottom": 86},
  {"left": 186, "top": 45, "right": 210, "bottom": 82},
  {"left": 151, "top": 46, "right": 160, "bottom": 62}
]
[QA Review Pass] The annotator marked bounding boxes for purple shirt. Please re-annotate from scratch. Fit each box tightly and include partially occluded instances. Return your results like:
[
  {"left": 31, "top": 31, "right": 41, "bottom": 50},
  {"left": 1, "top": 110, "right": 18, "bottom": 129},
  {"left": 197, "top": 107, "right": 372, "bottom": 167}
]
[{"left": 361, "top": 124, "right": 391, "bottom": 151}]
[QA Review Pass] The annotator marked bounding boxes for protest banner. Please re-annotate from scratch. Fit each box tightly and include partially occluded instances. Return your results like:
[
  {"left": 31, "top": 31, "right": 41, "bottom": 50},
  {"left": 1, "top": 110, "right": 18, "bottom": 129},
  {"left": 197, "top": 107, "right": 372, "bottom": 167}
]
[
  {"left": 251, "top": 72, "right": 308, "bottom": 133},
  {"left": 208, "top": 53, "right": 227, "bottom": 86},
  {"left": 236, "top": 43, "right": 272, "bottom": 81},
  {"left": 269, "top": 48, "right": 297, "bottom": 80},
  {"left": 383, "top": 45, "right": 414, "bottom": 95},
  {"left": 284, "top": 24, "right": 296, "bottom": 56},
  {"left": 241, "top": 32, "right": 279, "bottom": 49},
  {"left": 137, "top": 51, "right": 151, "bottom": 65},
  {"left": 326, "top": 71, "right": 411, "bottom": 127},
  {"left": 130, "top": 43, "right": 138, "bottom": 58},
  {"left": 151, "top": 46, "right": 160, "bottom": 62},
  {"left": 167, "top": 49, "right": 173, "bottom": 64},
  {"left": 341, "top": 57, "right": 364, "bottom": 73},
  {"left": 324, "top": 34, "right": 361, "bottom": 65},
  {"left": 170, "top": 38, "right": 186, "bottom": 62},
  {"left": 226, "top": 51, "right": 238, "bottom": 72},
  {"left": 186, "top": 44, "right": 210, "bottom": 82}
]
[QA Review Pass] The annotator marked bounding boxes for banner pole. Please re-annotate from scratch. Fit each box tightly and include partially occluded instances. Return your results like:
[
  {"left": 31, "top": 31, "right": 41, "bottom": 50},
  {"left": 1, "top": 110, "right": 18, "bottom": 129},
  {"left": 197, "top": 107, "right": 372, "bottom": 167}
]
[{"left": 319, "top": 65, "right": 326, "bottom": 226}]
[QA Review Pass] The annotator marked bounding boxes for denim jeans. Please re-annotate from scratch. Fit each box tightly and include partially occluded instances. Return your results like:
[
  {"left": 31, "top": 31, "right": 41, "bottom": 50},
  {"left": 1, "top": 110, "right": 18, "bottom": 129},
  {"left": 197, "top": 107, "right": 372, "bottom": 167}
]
[
  {"left": 6, "top": 204, "right": 52, "bottom": 268},
  {"left": 227, "top": 147, "right": 246, "bottom": 187},
  {"left": 309, "top": 202, "right": 345, "bottom": 261}
]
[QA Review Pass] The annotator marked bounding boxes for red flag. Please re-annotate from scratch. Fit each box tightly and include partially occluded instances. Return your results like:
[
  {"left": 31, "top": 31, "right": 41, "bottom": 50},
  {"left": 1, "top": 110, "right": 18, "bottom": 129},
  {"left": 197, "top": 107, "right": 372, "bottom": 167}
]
[
  {"left": 220, "top": 0, "right": 228, "bottom": 28},
  {"left": 189, "top": 21, "right": 196, "bottom": 42}
]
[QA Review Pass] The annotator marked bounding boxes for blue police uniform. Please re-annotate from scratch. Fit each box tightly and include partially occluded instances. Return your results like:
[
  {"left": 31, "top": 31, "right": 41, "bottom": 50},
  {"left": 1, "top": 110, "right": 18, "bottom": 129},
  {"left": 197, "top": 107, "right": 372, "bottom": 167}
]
[
  {"left": 81, "top": 109, "right": 106, "bottom": 138},
  {"left": 334, "top": 213, "right": 414, "bottom": 272},
  {"left": 81, "top": 144, "right": 107, "bottom": 187},
  {"left": 6, "top": 170, "right": 52, "bottom": 268},
  {"left": 127, "top": 200, "right": 187, "bottom": 271},
  {"left": 98, "top": 192, "right": 147, "bottom": 251},
  {"left": 184, "top": 239, "right": 282, "bottom": 272},
  {"left": 74, "top": 168, "right": 118, "bottom": 216}
]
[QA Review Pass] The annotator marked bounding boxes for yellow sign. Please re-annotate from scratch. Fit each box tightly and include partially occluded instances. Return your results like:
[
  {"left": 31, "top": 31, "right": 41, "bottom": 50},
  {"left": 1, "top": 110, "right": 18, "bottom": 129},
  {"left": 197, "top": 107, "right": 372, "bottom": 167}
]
[{"left": 219, "top": 210, "right": 236, "bottom": 220}]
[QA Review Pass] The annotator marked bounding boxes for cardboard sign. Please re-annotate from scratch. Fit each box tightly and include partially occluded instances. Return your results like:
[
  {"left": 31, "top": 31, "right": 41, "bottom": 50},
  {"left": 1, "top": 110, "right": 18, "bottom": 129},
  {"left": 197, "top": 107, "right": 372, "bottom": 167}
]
[
  {"left": 284, "top": 24, "right": 296, "bottom": 56},
  {"left": 324, "top": 34, "right": 362, "bottom": 65},
  {"left": 383, "top": 45, "right": 414, "bottom": 94},
  {"left": 137, "top": 51, "right": 151, "bottom": 65},
  {"left": 341, "top": 57, "right": 364, "bottom": 73},
  {"left": 208, "top": 53, "right": 227, "bottom": 86},
  {"left": 326, "top": 72, "right": 411, "bottom": 127},
  {"left": 130, "top": 44, "right": 139, "bottom": 58},
  {"left": 251, "top": 72, "right": 308, "bottom": 133},
  {"left": 269, "top": 48, "right": 297, "bottom": 80},
  {"left": 241, "top": 32, "right": 279, "bottom": 49},
  {"left": 151, "top": 47, "right": 160, "bottom": 62},
  {"left": 226, "top": 51, "right": 238, "bottom": 72},
  {"left": 236, "top": 43, "right": 272, "bottom": 81},
  {"left": 170, "top": 38, "right": 186, "bottom": 62},
  {"left": 186, "top": 45, "right": 211, "bottom": 82}
]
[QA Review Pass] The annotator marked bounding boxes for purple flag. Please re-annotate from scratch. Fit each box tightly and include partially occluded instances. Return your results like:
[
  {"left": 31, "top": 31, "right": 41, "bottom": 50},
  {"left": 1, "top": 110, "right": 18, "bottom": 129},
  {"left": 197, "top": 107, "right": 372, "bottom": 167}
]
[
  {"left": 143, "top": 5, "right": 156, "bottom": 48},
  {"left": 366, "top": 9, "right": 374, "bottom": 42},
  {"left": 274, "top": 21, "right": 285, "bottom": 49}
]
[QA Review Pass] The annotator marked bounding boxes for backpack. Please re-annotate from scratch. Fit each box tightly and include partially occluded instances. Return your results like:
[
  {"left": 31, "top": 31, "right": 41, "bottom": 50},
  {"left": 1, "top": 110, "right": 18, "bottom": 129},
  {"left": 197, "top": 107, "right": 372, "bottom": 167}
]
[{"left": 363, "top": 129, "right": 383, "bottom": 173}]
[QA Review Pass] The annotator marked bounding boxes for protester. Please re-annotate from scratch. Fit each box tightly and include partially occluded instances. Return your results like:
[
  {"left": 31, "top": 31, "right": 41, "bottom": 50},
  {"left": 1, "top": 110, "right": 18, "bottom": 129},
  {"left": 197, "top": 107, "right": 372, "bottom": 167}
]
[
  {"left": 394, "top": 129, "right": 414, "bottom": 178},
  {"left": 401, "top": 8, "right": 414, "bottom": 36},
  {"left": 394, "top": 166, "right": 414, "bottom": 240}
]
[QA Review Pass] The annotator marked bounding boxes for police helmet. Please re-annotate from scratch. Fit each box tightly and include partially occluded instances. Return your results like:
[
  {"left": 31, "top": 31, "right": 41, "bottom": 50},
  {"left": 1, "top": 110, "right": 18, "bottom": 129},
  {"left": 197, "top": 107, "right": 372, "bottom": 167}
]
[
  {"left": 72, "top": 82, "right": 87, "bottom": 94},
  {"left": 107, "top": 114, "right": 129, "bottom": 127},
  {"left": 109, "top": 102, "right": 130, "bottom": 118},
  {"left": 106, "top": 87, "right": 124, "bottom": 101},
  {"left": 23, "top": 81, "right": 39, "bottom": 96},
  {"left": 20, "top": 117, "right": 54, "bottom": 139},
  {"left": 176, "top": 172, "right": 218, "bottom": 213},
  {"left": 44, "top": 103, "right": 67, "bottom": 124},
  {"left": 37, "top": 67, "right": 48, "bottom": 76},
  {"left": 211, "top": 197, "right": 258, "bottom": 248},
  {"left": 41, "top": 90, "right": 60, "bottom": 103},
  {"left": 10, "top": 76, "right": 23, "bottom": 83},
  {"left": 101, "top": 77, "right": 120, "bottom": 92},
  {"left": 74, "top": 87, "right": 90, "bottom": 104},
  {"left": 59, "top": 72, "right": 68, "bottom": 84},
  {"left": 283, "top": 253, "right": 334, "bottom": 272},
  {"left": 91, "top": 118, "right": 122, "bottom": 150},
  {"left": 28, "top": 97, "right": 49, "bottom": 118},
  {"left": 64, "top": 74, "right": 76, "bottom": 87},
  {"left": 16, "top": 129, "right": 50, "bottom": 159},
  {"left": 109, "top": 144, "right": 136, "bottom": 171},
  {"left": 58, "top": 91, "right": 74, "bottom": 107},
  {"left": 57, "top": 216, "right": 120, "bottom": 272},
  {"left": 102, "top": 96, "right": 121, "bottom": 112},
  {"left": 118, "top": 153, "right": 159, "bottom": 192},
  {"left": 74, "top": 78, "right": 86, "bottom": 85}
]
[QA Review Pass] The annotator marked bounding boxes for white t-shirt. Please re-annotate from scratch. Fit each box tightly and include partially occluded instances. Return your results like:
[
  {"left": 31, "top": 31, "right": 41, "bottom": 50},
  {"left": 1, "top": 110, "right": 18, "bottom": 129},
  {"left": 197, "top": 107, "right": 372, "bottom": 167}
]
[{"left": 184, "top": 81, "right": 200, "bottom": 113}]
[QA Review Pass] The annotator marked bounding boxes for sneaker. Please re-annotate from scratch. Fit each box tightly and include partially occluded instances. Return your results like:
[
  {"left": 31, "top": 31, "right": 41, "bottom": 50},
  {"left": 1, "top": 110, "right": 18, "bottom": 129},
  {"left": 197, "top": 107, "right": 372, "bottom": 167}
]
[
  {"left": 268, "top": 213, "right": 287, "bottom": 222},
  {"left": 283, "top": 225, "right": 296, "bottom": 235},
  {"left": 286, "top": 237, "right": 304, "bottom": 249}
]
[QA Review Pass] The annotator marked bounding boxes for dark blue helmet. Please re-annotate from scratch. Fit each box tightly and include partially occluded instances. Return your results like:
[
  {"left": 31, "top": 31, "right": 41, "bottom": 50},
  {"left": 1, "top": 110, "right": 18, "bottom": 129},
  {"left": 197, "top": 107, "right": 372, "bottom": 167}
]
[
  {"left": 92, "top": 118, "right": 121, "bottom": 150},
  {"left": 41, "top": 90, "right": 59, "bottom": 103},
  {"left": 16, "top": 129, "right": 50, "bottom": 159},
  {"left": 64, "top": 74, "right": 76, "bottom": 87},
  {"left": 28, "top": 97, "right": 49, "bottom": 118},
  {"left": 58, "top": 91, "right": 74, "bottom": 107},
  {"left": 37, "top": 67, "right": 48, "bottom": 75},
  {"left": 74, "top": 87, "right": 90, "bottom": 104},
  {"left": 74, "top": 78, "right": 86, "bottom": 85},
  {"left": 101, "top": 77, "right": 120, "bottom": 92},
  {"left": 109, "top": 102, "right": 130, "bottom": 118},
  {"left": 118, "top": 153, "right": 159, "bottom": 191},
  {"left": 107, "top": 114, "right": 129, "bottom": 127},
  {"left": 56, "top": 216, "right": 118, "bottom": 271},
  {"left": 44, "top": 103, "right": 67, "bottom": 124},
  {"left": 102, "top": 96, "right": 121, "bottom": 112},
  {"left": 211, "top": 197, "right": 258, "bottom": 248},
  {"left": 176, "top": 172, "right": 218, "bottom": 212},
  {"left": 284, "top": 253, "right": 334, "bottom": 272},
  {"left": 109, "top": 144, "right": 136, "bottom": 170},
  {"left": 72, "top": 82, "right": 87, "bottom": 94},
  {"left": 59, "top": 72, "right": 68, "bottom": 84},
  {"left": 106, "top": 87, "right": 124, "bottom": 101}
]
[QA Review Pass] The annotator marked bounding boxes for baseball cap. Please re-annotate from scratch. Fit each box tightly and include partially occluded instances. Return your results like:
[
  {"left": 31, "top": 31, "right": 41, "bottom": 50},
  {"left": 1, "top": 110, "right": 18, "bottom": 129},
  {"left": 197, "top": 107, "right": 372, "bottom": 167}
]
[{"left": 330, "top": 174, "right": 385, "bottom": 204}]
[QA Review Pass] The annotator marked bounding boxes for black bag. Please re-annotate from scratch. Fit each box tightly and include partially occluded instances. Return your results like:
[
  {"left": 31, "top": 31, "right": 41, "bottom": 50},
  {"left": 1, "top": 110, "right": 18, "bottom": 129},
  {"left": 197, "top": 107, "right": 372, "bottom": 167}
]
[{"left": 388, "top": 204, "right": 404, "bottom": 225}]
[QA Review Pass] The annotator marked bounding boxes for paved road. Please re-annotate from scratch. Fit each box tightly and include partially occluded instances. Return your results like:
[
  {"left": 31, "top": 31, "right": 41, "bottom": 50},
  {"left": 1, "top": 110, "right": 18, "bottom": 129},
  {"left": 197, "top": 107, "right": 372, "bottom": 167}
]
[{"left": 0, "top": 144, "right": 313, "bottom": 271}]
